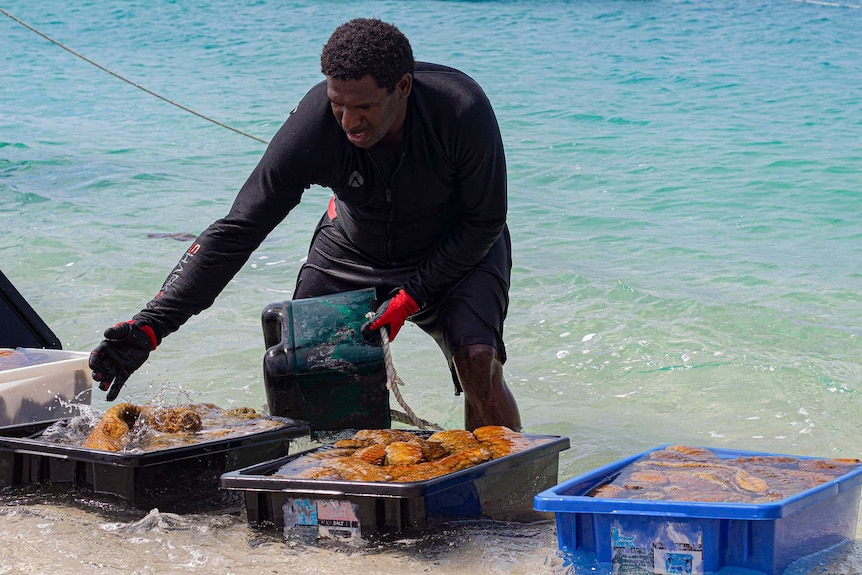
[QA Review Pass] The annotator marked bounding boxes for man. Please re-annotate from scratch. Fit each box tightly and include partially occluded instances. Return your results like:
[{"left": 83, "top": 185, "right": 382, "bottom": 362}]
[{"left": 89, "top": 18, "right": 521, "bottom": 432}]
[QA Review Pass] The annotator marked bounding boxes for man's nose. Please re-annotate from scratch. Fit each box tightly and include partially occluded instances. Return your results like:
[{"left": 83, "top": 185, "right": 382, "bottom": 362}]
[{"left": 341, "top": 107, "right": 361, "bottom": 131}]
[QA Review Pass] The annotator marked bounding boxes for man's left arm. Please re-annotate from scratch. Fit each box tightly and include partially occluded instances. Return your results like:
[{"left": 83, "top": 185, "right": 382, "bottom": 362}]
[{"left": 402, "top": 94, "right": 507, "bottom": 307}]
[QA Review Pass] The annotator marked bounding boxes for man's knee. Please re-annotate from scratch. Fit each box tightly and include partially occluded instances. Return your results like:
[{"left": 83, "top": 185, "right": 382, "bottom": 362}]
[
  {"left": 454, "top": 344, "right": 499, "bottom": 367},
  {"left": 453, "top": 344, "right": 502, "bottom": 394}
]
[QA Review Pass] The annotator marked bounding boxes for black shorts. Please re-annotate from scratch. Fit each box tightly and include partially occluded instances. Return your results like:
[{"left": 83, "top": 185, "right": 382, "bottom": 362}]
[{"left": 293, "top": 214, "right": 511, "bottom": 392}]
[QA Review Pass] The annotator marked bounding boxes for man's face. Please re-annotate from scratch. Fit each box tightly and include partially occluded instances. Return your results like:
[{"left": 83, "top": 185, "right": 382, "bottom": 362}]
[{"left": 326, "top": 74, "right": 411, "bottom": 149}]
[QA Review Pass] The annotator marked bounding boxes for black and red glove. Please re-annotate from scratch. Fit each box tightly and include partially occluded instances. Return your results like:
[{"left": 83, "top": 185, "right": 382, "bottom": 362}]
[
  {"left": 89, "top": 320, "right": 159, "bottom": 401},
  {"left": 362, "top": 289, "right": 419, "bottom": 342}
]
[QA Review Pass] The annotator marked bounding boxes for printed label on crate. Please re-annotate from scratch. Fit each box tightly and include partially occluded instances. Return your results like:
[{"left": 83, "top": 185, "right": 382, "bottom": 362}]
[
  {"left": 284, "top": 498, "right": 318, "bottom": 528},
  {"left": 653, "top": 549, "right": 702, "bottom": 575},
  {"left": 316, "top": 499, "right": 362, "bottom": 541},
  {"left": 610, "top": 522, "right": 704, "bottom": 575}
]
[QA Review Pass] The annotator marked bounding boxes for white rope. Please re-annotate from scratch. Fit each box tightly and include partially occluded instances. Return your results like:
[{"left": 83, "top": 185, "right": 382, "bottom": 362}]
[
  {"left": 368, "top": 313, "right": 443, "bottom": 431},
  {"left": 380, "top": 327, "right": 443, "bottom": 431}
]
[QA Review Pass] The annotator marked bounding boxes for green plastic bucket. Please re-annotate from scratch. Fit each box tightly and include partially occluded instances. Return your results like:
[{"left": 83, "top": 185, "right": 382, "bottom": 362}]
[{"left": 261, "top": 288, "right": 390, "bottom": 431}]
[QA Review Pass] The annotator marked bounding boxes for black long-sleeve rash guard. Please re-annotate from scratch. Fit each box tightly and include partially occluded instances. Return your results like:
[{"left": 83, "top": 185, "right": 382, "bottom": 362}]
[{"left": 135, "top": 62, "right": 508, "bottom": 339}]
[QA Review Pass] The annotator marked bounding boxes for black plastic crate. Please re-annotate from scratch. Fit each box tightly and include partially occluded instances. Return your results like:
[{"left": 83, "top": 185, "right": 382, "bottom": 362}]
[
  {"left": 220, "top": 431, "right": 570, "bottom": 539},
  {"left": 0, "top": 418, "right": 310, "bottom": 511}
]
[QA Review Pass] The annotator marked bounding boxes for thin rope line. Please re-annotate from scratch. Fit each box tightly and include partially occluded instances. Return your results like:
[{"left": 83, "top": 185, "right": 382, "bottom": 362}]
[{"left": 0, "top": 7, "right": 271, "bottom": 145}]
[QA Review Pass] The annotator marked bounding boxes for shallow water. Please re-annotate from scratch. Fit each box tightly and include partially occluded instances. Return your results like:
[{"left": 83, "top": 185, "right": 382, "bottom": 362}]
[
  {"left": 0, "top": 498, "right": 566, "bottom": 575},
  {"left": 2, "top": 0, "right": 862, "bottom": 572}
]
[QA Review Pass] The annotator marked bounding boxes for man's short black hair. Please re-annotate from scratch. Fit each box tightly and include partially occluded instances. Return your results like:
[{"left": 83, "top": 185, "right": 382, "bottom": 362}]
[{"left": 321, "top": 18, "right": 415, "bottom": 92}]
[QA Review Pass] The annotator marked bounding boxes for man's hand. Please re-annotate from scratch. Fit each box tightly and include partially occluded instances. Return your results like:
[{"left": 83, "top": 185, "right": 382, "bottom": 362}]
[
  {"left": 89, "top": 320, "right": 159, "bottom": 401},
  {"left": 362, "top": 289, "right": 419, "bottom": 342}
]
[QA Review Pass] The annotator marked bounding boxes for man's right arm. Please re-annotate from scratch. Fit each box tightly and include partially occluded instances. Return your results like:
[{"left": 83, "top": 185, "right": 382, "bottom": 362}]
[
  {"left": 133, "top": 83, "right": 338, "bottom": 338},
  {"left": 90, "top": 82, "right": 338, "bottom": 399},
  {"left": 133, "top": 171, "right": 301, "bottom": 338}
]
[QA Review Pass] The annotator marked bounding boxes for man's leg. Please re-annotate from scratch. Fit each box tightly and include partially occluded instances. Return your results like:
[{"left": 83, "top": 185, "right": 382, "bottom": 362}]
[{"left": 453, "top": 344, "right": 521, "bottom": 432}]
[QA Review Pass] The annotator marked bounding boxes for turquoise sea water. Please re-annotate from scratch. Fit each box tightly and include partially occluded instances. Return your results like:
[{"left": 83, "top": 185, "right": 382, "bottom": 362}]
[{"left": 2, "top": 1, "right": 862, "bottom": 573}]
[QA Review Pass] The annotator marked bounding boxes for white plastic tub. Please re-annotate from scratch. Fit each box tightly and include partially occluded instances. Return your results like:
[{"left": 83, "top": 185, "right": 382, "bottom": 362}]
[{"left": 0, "top": 348, "right": 92, "bottom": 427}]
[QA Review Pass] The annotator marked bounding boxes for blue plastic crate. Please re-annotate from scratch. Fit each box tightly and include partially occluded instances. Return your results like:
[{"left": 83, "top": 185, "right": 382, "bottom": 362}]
[{"left": 534, "top": 445, "right": 862, "bottom": 575}]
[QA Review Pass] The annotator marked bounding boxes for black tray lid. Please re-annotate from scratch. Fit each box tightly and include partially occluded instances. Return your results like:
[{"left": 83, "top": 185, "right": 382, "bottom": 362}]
[
  {"left": 0, "top": 418, "right": 311, "bottom": 467},
  {"left": 0, "top": 270, "right": 62, "bottom": 349}
]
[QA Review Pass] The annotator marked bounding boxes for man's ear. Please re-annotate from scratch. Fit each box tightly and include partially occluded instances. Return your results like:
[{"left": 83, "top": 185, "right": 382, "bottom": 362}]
[{"left": 398, "top": 73, "right": 413, "bottom": 99}]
